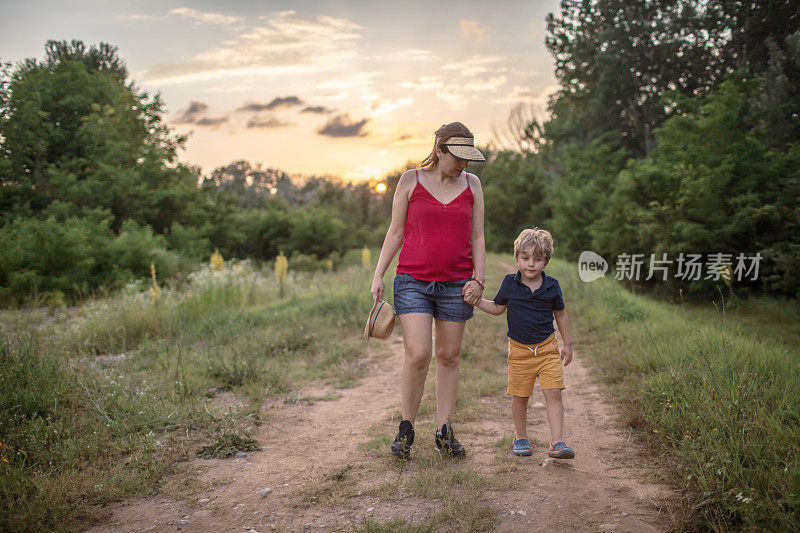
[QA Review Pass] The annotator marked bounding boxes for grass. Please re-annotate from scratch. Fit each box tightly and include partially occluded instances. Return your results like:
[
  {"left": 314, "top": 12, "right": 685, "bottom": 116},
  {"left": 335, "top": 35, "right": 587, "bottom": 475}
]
[
  {"left": 350, "top": 253, "right": 799, "bottom": 532},
  {"left": 544, "top": 256, "right": 800, "bottom": 531},
  {"left": 4, "top": 251, "right": 796, "bottom": 532},
  {"left": 195, "top": 419, "right": 261, "bottom": 459},
  {"left": 0, "top": 259, "right": 381, "bottom": 532}
]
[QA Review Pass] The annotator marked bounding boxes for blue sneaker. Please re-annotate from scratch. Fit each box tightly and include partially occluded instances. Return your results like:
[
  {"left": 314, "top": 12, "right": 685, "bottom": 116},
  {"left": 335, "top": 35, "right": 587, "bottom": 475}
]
[
  {"left": 548, "top": 441, "right": 575, "bottom": 459},
  {"left": 512, "top": 437, "right": 532, "bottom": 456}
]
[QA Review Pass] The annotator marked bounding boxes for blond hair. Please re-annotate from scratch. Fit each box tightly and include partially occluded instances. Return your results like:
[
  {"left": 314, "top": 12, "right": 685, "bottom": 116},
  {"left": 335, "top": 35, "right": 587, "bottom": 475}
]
[
  {"left": 420, "top": 122, "right": 474, "bottom": 170},
  {"left": 514, "top": 228, "right": 554, "bottom": 260}
]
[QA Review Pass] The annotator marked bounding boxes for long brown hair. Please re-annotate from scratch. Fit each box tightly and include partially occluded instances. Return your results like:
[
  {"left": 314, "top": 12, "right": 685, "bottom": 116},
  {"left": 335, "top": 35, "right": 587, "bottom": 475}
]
[{"left": 419, "top": 122, "right": 474, "bottom": 170}]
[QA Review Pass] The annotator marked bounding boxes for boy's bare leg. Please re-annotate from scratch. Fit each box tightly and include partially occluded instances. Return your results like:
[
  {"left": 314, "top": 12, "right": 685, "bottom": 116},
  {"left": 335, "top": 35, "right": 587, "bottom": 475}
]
[
  {"left": 511, "top": 395, "right": 529, "bottom": 438},
  {"left": 399, "top": 313, "right": 433, "bottom": 424},
  {"left": 433, "top": 319, "right": 466, "bottom": 427},
  {"left": 542, "top": 388, "right": 564, "bottom": 442}
]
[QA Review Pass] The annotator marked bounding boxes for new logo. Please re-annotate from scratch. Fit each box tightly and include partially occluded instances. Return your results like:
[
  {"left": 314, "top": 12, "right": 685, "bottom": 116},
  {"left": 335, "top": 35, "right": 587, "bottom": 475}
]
[{"left": 578, "top": 251, "right": 608, "bottom": 282}]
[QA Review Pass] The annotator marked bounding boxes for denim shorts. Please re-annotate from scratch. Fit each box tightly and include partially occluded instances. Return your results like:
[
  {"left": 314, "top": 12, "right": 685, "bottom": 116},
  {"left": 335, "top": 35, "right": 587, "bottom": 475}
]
[{"left": 393, "top": 273, "right": 474, "bottom": 322}]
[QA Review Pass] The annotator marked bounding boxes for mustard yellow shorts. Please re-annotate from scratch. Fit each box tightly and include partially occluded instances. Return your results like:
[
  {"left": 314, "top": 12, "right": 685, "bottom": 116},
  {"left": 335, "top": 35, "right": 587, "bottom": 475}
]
[{"left": 507, "top": 333, "right": 565, "bottom": 397}]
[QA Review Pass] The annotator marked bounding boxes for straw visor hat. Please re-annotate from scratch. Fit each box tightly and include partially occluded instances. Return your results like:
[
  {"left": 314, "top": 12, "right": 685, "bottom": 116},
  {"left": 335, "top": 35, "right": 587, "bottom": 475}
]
[
  {"left": 442, "top": 136, "right": 485, "bottom": 162},
  {"left": 364, "top": 299, "right": 396, "bottom": 341}
]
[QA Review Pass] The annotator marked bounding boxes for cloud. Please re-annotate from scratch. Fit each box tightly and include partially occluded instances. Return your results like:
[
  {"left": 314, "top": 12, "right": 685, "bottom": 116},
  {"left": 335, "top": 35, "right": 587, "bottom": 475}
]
[
  {"left": 460, "top": 20, "right": 487, "bottom": 42},
  {"left": 370, "top": 97, "right": 413, "bottom": 117},
  {"left": 174, "top": 101, "right": 209, "bottom": 123},
  {"left": 391, "top": 134, "right": 428, "bottom": 147},
  {"left": 315, "top": 92, "right": 348, "bottom": 102},
  {"left": 117, "top": 14, "right": 160, "bottom": 22},
  {"left": 170, "top": 7, "right": 242, "bottom": 25},
  {"left": 195, "top": 116, "right": 228, "bottom": 127},
  {"left": 247, "top": 116, "right": 290, "bottom": 128},
  {"left": 442, "top": 55, "right": 504, "bottom": 76},
  {"left": 172, "top": 100, "right": 228, "bottom": 127},
  {"left": 466, "top": 75, "right": 508, "bottom": 92},
  {"left": 402, "top": 49, "right": 432, "bottom": 61},
  {"left": 495, "top": 84, "right": 561, "bottom": 104},
  {"left": 318, "top": 114, "right": 369, "bottom": 138},
  {"left": 399, "top": 76, "right": 443, "bottom": 90},
  {"left": 316, "top": 72, "right": 378, "bottom": 90},
  {"left": 237, "top": 96, "right": 303, "bottom": 112},
  {"left": 204, "top": 83, "right": 261, "bottom": 94},
  {"left": 398, "top": 78, "right": 469, "bottom": 109},
  {"left": 145, "top": 10, "right": 362, "bottom": 85},
  {"left": 301, "top": 105, "right": 333, "bottom": 114},
  {"left": 436, "top": 85, "right": 470, "bottom": 111}
]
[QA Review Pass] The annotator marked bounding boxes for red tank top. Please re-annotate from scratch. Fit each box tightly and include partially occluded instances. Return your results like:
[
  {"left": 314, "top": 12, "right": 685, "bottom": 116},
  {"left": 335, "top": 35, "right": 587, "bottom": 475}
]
[{"left": 396, "top": 170, "right": 474, "bottom": 282}]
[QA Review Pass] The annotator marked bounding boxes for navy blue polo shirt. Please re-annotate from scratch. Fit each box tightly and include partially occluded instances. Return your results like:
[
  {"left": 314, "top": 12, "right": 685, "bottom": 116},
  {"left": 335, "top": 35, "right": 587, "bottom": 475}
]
[{"left": 493, "top": 271, "right": 565, "bottom": 345}]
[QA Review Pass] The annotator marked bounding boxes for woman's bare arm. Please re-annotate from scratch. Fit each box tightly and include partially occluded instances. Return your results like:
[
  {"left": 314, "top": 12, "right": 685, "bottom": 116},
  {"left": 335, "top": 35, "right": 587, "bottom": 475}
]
[
  {"left": 371, "top": 171, "right": 413, "bottom": 302},
  {"left": 463, "top": 173, "right": 486, "bottom": 305}
]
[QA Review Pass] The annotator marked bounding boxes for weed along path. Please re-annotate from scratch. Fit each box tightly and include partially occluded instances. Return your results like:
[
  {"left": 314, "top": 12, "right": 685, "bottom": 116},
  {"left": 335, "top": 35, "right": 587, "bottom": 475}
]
[{"left": 85, "top": 271, "right": 671, "bottom": 532}]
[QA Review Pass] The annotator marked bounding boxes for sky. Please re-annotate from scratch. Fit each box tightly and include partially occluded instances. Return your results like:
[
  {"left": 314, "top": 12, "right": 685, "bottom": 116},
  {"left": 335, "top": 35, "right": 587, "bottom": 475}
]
[{"left": 0, "top": 0, "right": 562, "bottom": 182}]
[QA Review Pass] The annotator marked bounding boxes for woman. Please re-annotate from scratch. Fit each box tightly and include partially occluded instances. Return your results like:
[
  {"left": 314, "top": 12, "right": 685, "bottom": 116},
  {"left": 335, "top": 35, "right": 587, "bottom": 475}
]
[{"left": 371, "top": 122, "right": 486, "bottom": 459}]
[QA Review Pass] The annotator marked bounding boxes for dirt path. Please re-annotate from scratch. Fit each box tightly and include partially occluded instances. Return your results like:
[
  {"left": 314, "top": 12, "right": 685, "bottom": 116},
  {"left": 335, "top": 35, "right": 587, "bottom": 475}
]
[
  {"left": 85, "top": 284, "right": 672, "bottom": 532},
  {"left": 467, "top": 343, "right": 670, "bottom": 532}
]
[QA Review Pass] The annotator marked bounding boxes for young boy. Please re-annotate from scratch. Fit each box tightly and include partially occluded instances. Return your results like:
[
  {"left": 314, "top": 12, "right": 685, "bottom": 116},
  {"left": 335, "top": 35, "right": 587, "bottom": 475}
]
[{"left": 469, "top": 228, "right": 575, "bottom": 458}]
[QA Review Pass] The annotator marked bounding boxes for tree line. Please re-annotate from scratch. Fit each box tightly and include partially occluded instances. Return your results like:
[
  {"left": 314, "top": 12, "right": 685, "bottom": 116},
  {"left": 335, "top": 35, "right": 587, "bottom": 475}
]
[
  {"left": 483, "top": 0, "right": 800, "bottom": 299},
  {"left": 2, "top": 1, "right": 798, "bottom": 305},
  {"left": 0, "top": 41, "right": 391, "bottom": 305}
]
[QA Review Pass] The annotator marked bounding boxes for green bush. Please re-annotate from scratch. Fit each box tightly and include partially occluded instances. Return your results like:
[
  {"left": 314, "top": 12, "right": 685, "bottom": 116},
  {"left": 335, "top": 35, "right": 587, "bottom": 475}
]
[
  {"left": 0, "top": 213, "right": 112, "bottom": 305},
  {"left": 166, "top": 222, "right": 211, "bottom": 260},
  {"left": 289, "top": 252, "right": 327, "bottom": 272}
]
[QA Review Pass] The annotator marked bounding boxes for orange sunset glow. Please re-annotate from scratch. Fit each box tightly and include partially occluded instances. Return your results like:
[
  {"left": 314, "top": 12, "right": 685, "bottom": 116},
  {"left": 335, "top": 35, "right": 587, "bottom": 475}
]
[{"left": 2, "top": 1, "right": 561, "bottom": 181}]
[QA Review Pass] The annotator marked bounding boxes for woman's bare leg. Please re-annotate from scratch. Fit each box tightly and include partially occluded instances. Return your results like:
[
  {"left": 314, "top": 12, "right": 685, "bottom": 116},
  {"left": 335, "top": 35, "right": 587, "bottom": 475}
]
[
  {"left": 433, "top": 319, "right": 466, "bottom": 427},
  {"left": 399, "top": 313, "right": 433, "bottom": 423}
]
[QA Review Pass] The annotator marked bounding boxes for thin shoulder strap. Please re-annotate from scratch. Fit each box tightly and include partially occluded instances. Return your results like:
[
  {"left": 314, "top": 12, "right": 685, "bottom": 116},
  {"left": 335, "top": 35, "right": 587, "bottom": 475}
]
[{"left": 415, "top": 169, "right": 419, "bottom": 183}]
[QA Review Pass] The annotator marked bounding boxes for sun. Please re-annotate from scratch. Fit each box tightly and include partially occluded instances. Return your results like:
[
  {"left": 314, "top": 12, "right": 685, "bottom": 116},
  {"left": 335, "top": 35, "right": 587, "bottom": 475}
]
[{"left": 375, "top": 183, "right": 387, "bottom": 194}]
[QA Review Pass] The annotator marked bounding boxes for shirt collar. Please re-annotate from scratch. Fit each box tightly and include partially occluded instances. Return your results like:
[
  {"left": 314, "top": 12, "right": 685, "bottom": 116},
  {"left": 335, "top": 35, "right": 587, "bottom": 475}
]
[{"left": 514, "top": 270, "right": 550, "bottom": 287}]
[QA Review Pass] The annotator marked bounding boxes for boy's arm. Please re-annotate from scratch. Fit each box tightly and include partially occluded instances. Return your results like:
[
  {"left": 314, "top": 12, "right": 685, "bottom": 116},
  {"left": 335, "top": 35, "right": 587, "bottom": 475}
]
[
  {"left": 475, "top": 297, "right": 506, "bottom": 316},
  {"left": 553, "top": 308, "right": 573, "bottom": 366}
]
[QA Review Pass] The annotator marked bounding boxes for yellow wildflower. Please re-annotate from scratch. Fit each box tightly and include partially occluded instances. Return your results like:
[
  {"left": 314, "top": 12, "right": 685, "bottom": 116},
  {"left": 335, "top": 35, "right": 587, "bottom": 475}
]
[
  {"left": 361, "top": 247, "right": 371, "bottom": 270},
  {"left": 148, "top": 263, "right": 161, "bottom": 302},
  {"left": 275, "top": 253, "right": 288, "bottom": 284},
  {"left": 210, "top": 249, "right": 225, "bottom": 272},
  {"left": 275, "top": 252, "right": 289, "bottom": 297}
]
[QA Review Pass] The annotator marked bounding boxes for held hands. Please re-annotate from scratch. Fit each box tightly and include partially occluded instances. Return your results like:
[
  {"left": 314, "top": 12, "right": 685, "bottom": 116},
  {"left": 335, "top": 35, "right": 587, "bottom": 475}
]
[
  {"left": 461, "top": 280, "right": 484, "bottom": 306},
  {"left": 561, "top": 345, "right": 573, "bottom": 366}
]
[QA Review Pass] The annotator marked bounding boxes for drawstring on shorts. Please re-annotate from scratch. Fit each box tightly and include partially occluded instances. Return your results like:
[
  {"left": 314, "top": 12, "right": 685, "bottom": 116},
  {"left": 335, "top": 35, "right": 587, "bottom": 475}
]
[{"left": 424, "top": 281, "right": 447, "bottom": 295}]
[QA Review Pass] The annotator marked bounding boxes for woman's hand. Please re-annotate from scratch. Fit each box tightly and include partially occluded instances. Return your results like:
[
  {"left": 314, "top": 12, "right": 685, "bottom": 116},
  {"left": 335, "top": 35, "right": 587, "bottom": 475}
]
[
  {"left": 461, "top": 280, "right": 483, "bottom": 305},
  {"left": 371, "top": 277, "right": 385, "bottom": 303}
]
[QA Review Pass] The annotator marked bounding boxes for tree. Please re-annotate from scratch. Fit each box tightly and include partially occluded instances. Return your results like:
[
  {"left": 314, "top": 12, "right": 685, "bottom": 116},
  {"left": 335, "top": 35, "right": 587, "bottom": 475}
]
[
  {"left": 478, "top": 150, "right": 552, "bottom": 253},
  {"left": 544, "top": 0, "right": 736, "bottom": 157},
  {"left": 0, "top": 40, "right": 207, "bottom": 303},
  {"left": 0, "top": 40, "right": 200, "bottom": 231},
  {"left": 596, "top": 77, "right": 800, "bottom": 296}
]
